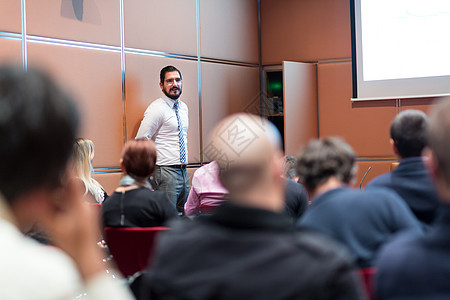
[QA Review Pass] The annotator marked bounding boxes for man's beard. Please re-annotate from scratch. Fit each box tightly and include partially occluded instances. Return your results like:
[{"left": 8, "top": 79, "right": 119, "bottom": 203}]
[{"left": 163, "top": 87, "right": 182, "bottom": 100}]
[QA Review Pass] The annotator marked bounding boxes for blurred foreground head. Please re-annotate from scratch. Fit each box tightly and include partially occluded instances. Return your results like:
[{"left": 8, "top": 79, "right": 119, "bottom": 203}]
[
  {"left": 296, "top": 137, "right": 356, "bottom": 192},
  {"left": 206, "top": 113, "right": 284, "bottom": 210},
  {"left": 427, "top": 99, "right": 450, "bottom": 201},
  {"left": 0, "top": 65, "right": 79, "bottom": 204}
]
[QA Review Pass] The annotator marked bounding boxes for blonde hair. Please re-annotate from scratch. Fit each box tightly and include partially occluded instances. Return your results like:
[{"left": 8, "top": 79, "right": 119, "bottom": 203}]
[{"left": 73, "top": 138, "right": 105, "bottom": 203}]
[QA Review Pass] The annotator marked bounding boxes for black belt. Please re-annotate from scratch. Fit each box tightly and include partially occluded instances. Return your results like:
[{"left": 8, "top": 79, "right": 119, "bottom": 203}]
[{"left": 158, "top": 164, "right": 187, "bottom": 169}]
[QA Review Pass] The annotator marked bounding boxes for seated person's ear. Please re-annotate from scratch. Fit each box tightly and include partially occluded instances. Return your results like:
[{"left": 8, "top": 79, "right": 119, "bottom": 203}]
[
  {"left": 390, "top": 138, "right": 399, "bottom": 157},
  {"left": 422, "top": 147, "right": 437, "bottom": 180}
]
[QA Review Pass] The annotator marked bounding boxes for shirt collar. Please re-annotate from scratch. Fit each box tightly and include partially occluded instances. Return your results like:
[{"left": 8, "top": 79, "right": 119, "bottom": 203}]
[
  {"left": 311, "top": 186, "right": 349, "bottom": 207},
  {"left": 400, "top": 156, "right": 424, "bottom": 164},
  {"left": 202, "top": 202, "right": 293, "bottom": 232},
  {"left": 161, "top": 93, "right": 180, "bottom": 108}
]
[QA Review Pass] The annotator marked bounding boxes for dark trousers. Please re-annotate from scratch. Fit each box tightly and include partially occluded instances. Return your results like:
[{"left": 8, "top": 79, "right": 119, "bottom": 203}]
[{"left": 152, "top": 166, "right": 190, "bottom": 213}]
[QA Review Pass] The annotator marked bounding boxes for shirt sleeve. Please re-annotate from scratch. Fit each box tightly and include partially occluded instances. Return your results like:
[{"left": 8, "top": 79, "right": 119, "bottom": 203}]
[
  {"left": 136, "top": 102, "right": 162, "bottom": 140},
  {"left": 184, "top": 185, "right": 200, "bottom": 216}
]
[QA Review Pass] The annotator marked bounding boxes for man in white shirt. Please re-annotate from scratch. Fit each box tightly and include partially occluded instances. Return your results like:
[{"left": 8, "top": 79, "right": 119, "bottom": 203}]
[
  {"left": 0, "top": 65, "right": 134, "bottom": 300},
  {"left": 136, "top": 66, "right": 189, "bottom": 214}
]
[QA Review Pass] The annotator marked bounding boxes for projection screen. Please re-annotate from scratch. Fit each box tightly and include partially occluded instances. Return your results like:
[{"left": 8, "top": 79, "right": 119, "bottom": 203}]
[{"left": 352, "top": 0, "right": 450, "bottom": 100}]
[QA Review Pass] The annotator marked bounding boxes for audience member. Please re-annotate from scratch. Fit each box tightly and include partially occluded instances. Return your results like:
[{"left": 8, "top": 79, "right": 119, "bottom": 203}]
[
  {"left": 366, "top": 109, "right": 440, "bottom": 225},
  {"left": 72, "top": 138, "right": 108, "bottom": 204},
  {"left": 283, "top": 155, "right": 299, "bottom": 181},
  {"left": 282, "top": 155, "right": 309, "bottom": 222},
  {"left": 0, "top": 65, "right": 133, "bottom": 299},
  {"left": 375, "top": 99, "right": 450, "bottom": 299},
  {"left": 141, "top": 114, "right": 365, "bottom": 299},
  {"left": 184, "top": 161, "right": 228, "bottom": 217},
  {"left": 283, "top": 178, "right": 309, "bottom": 222},
  {"left": 102, "top": 139, "right": 177, "bottom": 228},
  {"left": 296, "top": 137, "right": 422, "bottom": 267}
]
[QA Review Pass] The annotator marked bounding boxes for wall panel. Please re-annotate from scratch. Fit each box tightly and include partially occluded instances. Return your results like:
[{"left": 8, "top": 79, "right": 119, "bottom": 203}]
[
  {"left": 261, "top": 0, "right": 351, "bottom": 65},
  {"left": 125, "top": 54, "right": 200, "bottom": 163},
  {"left": 124, "top": 0, "right": 197, "bottom": 56},
  {"left": 27, "top": 44, "right": 123, "bottom": 168},
  {"left": 400, "top": 98, "right": 437, "bottom": 115},
  {"left": 355, "top": 160, "right": 395, "bottom": 189},
  {"left": 93, "top": 172, "right": 123, "bottom": 195},
  {"left": 200, "top": 0, "right": 258, "bottom": 63},
  {"left": 0, "top": 1, "right": 21, "bottom": 33},
  {"left": 201, "top": 62, "right": 260, "bottom": 154},
  {"left": 318, "top": 62, "right": 396, "bottom": 157},
  {"left": 27, "top": 0, "right": 120, "bottom": 46},
  {"left": 0, "top": 39, "right": 22, "bottom": 64}
]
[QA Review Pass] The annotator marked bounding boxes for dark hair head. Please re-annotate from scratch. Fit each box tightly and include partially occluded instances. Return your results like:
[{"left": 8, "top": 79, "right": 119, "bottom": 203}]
[
  {"left": 390, "top": 110, "right": 429, "bottom": 158},
  {"left": 296, "top": 137, "right": 356, "bottom": 191},
  {"left": 160, "top": 65, "right": 182, "bottom": 84},
  {"left": 0, "top": 65, "right": 79, "bottom": 203},
  {"left": 122, "top": 139, "right": 157, "bottom": 179}
]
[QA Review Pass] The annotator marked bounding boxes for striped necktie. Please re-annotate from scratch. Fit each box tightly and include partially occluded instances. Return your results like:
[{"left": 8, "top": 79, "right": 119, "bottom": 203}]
[{"left": 173, "top": 101, "right": 187, "bottom": 164}]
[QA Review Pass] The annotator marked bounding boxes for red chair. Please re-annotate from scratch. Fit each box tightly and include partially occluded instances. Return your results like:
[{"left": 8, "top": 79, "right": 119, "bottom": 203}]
[
  {"left": 104, "top": 226, "right": 170, "bottom": 277},
  {"left": 358, "top": 267, "right": 377, "bottom": 300}
]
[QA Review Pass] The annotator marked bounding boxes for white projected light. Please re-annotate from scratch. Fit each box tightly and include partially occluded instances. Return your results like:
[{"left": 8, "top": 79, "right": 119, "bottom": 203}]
[{"left": 353, "top": 0, "right": 450, "bottom": 99}]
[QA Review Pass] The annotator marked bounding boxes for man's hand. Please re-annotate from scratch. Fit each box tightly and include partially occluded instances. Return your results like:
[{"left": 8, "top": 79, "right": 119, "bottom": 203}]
[{"left": 40, "top": 171, "right": 105, "bottom": 281}]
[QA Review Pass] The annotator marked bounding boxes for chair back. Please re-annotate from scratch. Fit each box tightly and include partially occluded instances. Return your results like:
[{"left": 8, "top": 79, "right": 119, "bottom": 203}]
[
  {"left": 104, "top": 226, "right": 170, "bottom": 277},
  {"left": 358, "top": 267, "right": 377, "bottom": 300}
]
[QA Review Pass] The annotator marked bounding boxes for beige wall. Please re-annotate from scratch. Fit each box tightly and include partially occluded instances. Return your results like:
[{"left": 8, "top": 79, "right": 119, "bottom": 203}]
[
  {"left": 261, "top": 0, "right": 436, "bottom": 187},
  {"left": 4, "top": 0, "right": 433, "bottom": 189},
  {"left": 0, "top": 0, "right": 259, "bottom": 190}
]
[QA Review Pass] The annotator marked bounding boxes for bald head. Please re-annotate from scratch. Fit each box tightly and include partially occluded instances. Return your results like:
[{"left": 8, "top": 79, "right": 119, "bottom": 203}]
[
  {"left": 206, "top": 113, "right": 282, "bottom": 194},
  {"left": 428, "top": 99, "right": 450, "bottom": 185}
]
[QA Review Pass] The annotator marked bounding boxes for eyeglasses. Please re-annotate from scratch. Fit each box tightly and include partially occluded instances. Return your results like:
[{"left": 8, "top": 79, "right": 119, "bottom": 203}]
[{"left": 165, "top": 78, "right": 182, "bottom": 85}]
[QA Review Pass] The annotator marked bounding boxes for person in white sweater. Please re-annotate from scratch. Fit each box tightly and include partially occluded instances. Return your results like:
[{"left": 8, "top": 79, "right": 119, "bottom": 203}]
[{"left": 0, "top": 65, "right": 134, "bottom": 300}]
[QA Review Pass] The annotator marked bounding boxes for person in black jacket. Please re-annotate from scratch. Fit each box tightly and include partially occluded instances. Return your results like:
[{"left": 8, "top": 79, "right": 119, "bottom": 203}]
[
  {"left": 102, "top": 139, "right": 177, "bottom": 228},
  {"left": 282, "top": 155, "right": 309, "bottom": 222},
  {"left": 140, "top": 113, "right": 365, "bottom": 300},
  {"left": 366, "top": 109, "right": 440, "bottom": 225},
  {"left": 375, "top": 99, "right": 450, "bottom": 299}
]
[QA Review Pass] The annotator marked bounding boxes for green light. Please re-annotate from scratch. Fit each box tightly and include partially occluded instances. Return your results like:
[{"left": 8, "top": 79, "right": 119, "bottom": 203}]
[{"left": 268, "top": 81, "right": 282, "bottom": 91}]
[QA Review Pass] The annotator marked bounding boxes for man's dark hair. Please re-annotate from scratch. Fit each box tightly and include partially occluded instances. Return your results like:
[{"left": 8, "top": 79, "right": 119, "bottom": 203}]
[
  {"left": 296, "top": 137, "right": 356, "bottom": 191},
  {"left": 390, "top": 110, "right": 429, "bottom": 158},
  {"left": 0, "top": 65, "right": 79, "bottom": 203},
  {"left": 160, "top": 65, "right": 182, "bottom": 84}
]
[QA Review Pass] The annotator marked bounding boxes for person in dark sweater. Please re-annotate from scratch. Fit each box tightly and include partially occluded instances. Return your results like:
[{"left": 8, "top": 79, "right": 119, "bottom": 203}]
[
  {"left": 375, "top": 99, "right": 450, "bottom": 299},
  {"left": 282, "top": 155, "right": 309, "bottom": 222},
  {"left": 366, "top": 109, "right": 440, "bottom": 225},
  {"left": 297, "top": 137, "right": 422, "bottom": 267},
  {"left": 140, "top": 114, "right": 365, "bottom": 300},
  {"left": 102, "top": 139, "right": 177, "bottom": 228}
]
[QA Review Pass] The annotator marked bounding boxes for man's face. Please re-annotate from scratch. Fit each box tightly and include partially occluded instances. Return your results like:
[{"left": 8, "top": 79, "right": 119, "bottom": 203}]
[{"left": 160, "top": 71, "right": 182, "bottom": 100}]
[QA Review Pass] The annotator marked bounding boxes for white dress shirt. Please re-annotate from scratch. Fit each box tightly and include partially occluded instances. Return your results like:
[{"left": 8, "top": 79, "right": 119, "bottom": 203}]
[{"left": 136, "top": 94, "right": 189, "bottom": 165}]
